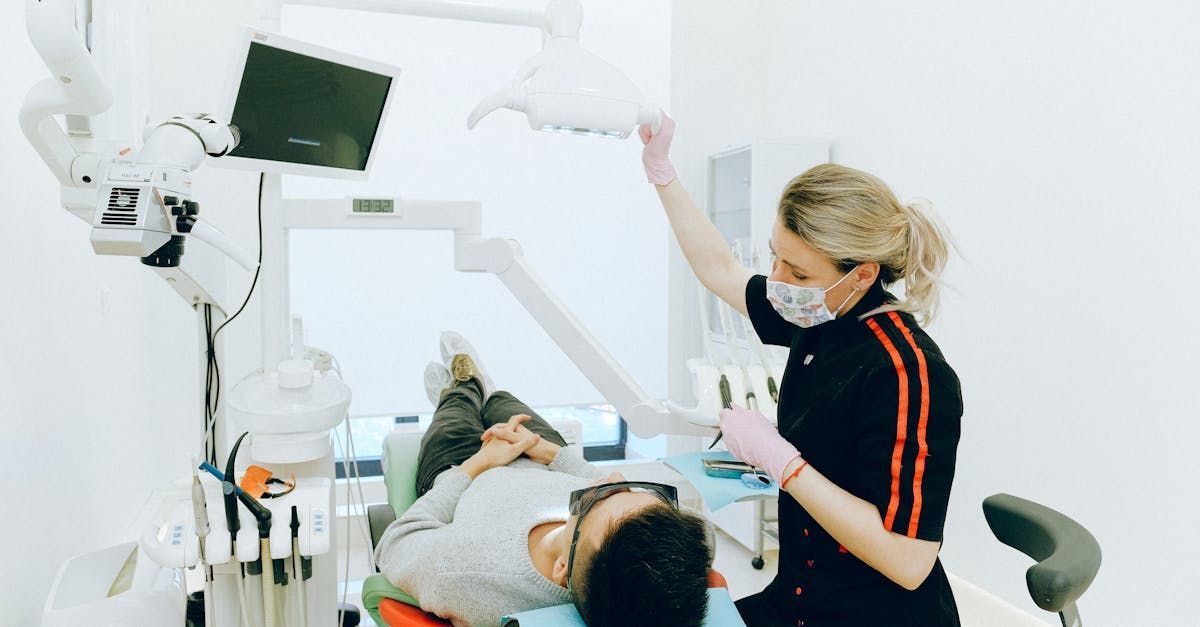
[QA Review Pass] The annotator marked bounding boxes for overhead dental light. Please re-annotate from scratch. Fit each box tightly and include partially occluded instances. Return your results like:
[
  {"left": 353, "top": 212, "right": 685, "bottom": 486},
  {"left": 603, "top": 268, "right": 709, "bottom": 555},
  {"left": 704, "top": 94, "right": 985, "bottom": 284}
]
[{"left": 465, "top": 0, "right": 661, "bottom": 138}]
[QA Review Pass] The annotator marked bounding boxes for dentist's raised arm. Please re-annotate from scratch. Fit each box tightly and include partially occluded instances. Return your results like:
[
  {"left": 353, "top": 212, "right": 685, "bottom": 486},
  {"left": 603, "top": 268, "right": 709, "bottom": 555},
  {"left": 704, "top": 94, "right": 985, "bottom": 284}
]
[{"left": 639, "top": 113, "right": 754, "bottom": 316}]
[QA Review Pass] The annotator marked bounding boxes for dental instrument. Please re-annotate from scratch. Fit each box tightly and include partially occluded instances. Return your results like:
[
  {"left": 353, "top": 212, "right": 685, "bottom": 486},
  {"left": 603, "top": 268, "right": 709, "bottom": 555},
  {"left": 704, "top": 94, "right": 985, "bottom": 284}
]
[
  {"left": 292, "top": 506, "right": 310, "bottom": 627},
  {"left": 191, "top": 457, "right": 215, "bottom": 627},
  {"left": 214, "top": 435, "right": 256, "bottom": 627},
  {"left": 716, "top": 291, "right": 757, "bottom": 412},
  {"left": 225, "top": 432, "right": 279, "bottom": 627},
  {"left": 698, "top": 283, "right": 734, "bottom": 449},
  {"left": 733, "top": 242, "right": 779, "bottom": 403}
]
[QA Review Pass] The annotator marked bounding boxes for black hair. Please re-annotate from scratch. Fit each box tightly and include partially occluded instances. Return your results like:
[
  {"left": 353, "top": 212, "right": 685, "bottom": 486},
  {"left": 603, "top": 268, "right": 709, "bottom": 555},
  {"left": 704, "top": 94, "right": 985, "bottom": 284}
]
[{"left": 573, "top": 503, "right": 710, "bottom": 627}]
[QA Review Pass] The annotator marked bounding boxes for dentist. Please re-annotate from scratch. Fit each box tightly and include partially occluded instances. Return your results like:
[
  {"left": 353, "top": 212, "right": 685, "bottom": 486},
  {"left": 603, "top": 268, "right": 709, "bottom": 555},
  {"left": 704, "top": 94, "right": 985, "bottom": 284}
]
[{"left": 640, "top": 115, "right": 963, "bottom": 627}]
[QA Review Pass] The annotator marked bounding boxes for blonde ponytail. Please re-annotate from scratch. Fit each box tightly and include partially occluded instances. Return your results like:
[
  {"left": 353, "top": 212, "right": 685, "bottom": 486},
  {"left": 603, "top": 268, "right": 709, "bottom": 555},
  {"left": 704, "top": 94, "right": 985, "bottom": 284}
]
[
  {"left": 898, "top": 199, "right": 952, "bottom": 324},
  {"left": 777, "top": 164, "right": 955, "bottom": 325}
]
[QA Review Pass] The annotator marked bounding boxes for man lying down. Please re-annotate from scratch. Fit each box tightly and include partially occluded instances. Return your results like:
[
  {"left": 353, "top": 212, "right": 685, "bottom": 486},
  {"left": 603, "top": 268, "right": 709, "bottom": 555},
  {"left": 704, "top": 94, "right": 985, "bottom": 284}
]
[{"left": 374, "top": 332, "right": 714, "bottom": 627}]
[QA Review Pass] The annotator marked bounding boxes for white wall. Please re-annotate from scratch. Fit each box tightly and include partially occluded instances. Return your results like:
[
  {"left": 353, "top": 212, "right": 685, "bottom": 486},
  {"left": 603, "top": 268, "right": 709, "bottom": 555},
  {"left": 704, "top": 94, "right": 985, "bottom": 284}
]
[
  {"left": 671, "top": 1, "right": 1200, "bottom": 624},
  {"left": 280, "top": 0, "right": 672, "bottom": 415}
]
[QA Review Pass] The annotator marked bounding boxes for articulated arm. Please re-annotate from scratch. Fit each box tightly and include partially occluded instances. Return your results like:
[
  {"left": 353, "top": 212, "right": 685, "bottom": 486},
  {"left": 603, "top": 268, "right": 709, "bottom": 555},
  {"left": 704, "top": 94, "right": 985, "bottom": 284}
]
[
  {"left": 281, "top": 199, "right": 712, "bottom": 438},
  {"left": 20, "top": 0, "right": 113, "bottom": 187},
  {"left": 453, "top": 233, "right": 713, "bottom": 439}
]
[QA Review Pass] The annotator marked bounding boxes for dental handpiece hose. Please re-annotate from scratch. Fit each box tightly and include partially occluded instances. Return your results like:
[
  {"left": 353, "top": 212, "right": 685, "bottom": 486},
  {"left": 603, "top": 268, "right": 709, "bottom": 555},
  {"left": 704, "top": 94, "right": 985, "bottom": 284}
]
[
  {"left": 191, "top": 458, "right": 215, "bottom": 627},
  {"left": 292, "top": 506, "right": 309, "bottom": 627},
  {"left": 233, "top": 466, "right": 276, "bottom": 627}
]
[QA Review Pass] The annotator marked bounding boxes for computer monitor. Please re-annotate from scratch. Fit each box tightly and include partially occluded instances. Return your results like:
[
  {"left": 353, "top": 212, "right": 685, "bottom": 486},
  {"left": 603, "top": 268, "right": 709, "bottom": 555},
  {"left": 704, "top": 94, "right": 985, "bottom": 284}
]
[{"left": 217, "top": 29, "right": 400, "bottom": 180}]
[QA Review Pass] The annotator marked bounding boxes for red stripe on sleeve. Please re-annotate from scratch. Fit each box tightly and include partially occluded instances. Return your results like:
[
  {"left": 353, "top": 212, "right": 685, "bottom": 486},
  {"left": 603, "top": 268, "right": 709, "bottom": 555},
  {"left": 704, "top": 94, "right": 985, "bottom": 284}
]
[
  {"left": 865, "top": 318, "right": 909, "bottom": 533},
  {"left": 888, "top": 312, "right": 931, "bottom": 538}
]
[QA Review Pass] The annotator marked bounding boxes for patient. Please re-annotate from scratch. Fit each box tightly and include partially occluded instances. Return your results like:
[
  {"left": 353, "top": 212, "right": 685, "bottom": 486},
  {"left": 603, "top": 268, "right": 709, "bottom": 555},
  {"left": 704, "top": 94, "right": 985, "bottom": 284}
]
[{"left": 374, "top": 332, "right": 713, "bottom": 627}]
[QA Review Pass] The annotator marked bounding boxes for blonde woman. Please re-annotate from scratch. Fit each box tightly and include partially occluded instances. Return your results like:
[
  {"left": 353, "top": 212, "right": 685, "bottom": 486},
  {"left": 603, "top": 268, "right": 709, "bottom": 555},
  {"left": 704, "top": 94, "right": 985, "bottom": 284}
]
[{"left": 640, "top": 115, "right": 963, "bottom": 626}]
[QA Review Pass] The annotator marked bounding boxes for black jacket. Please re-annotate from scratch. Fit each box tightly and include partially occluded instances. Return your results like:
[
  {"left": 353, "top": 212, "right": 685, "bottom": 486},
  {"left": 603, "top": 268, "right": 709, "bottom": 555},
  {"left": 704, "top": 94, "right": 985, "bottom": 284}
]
[{"left": 738, "top": 275, "right": 963, "bottom": 627}]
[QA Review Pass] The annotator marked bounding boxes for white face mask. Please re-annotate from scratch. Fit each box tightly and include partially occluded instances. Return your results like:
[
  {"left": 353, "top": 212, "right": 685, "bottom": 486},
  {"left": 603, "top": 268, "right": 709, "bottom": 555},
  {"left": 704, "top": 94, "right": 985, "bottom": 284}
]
[{"left": 766, "top": 267, "right": 859, "bottom": 329}]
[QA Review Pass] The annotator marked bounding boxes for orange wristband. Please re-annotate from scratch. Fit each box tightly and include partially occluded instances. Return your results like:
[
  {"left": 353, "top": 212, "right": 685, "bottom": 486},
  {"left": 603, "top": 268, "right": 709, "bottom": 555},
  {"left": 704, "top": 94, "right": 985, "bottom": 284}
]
[{"left": 780, "top": 458, "right": 809, "bottom": 491}]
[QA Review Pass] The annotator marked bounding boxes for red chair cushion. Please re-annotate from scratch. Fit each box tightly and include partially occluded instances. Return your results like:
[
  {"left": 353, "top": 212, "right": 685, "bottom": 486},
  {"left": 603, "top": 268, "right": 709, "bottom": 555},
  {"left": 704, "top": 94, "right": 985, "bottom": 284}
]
[
  {"left": 380, "top": 569, "right": 729, "bottom": 626},
  {"left": 379, "top": 598, "right": 453, "bottom": 627}
]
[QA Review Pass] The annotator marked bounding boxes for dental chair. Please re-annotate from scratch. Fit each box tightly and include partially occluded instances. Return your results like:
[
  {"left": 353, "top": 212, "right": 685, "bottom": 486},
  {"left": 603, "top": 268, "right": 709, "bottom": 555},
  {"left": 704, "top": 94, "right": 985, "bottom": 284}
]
[{"left": 360, "top": 426, "right": 732, "bottom": 627}]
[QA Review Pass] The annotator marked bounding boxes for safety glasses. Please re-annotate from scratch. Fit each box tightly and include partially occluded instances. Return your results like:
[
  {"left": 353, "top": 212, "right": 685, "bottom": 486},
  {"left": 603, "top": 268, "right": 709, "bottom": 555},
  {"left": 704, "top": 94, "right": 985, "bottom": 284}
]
[{"left": 564, "top": 481, "right": 678, "bottom": 590}]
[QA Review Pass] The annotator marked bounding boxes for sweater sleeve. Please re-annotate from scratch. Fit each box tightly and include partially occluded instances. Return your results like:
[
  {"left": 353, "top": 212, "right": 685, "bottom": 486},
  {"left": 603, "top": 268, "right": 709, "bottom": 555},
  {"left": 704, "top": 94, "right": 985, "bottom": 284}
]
[
  {"left": 373, "top": 468, "right": 472, "bottom": 595},
  {"left": 546, "top": 444, "right": 604, "bottom": 479}
]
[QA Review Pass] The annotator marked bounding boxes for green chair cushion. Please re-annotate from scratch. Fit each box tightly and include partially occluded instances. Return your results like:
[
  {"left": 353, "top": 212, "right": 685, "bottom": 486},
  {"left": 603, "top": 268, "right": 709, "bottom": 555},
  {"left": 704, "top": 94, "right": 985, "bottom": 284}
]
[
  {"left": 365, "top": 428, "right": 427, "bottom": 626},
  {"left": 363, "top": 573, "right": 421, "bottom": 626},
  {"left": 383, "top": 429, "right": 424, "bottom": 519}
]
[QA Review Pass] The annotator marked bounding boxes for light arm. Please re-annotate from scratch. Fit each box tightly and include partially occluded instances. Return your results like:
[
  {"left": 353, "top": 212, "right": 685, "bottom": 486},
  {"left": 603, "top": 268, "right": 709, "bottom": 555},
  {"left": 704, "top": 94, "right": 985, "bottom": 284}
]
[
  {"left": 281, "top": 199, "right": 713, "bottom": 438},
  {"left": 493, "top": 253, "right": 713, "bottom": 439}
]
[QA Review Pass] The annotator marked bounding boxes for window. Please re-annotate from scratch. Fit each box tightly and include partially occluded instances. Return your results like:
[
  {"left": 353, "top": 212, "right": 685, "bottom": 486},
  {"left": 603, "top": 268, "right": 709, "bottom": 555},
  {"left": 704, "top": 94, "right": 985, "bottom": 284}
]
[{"left": 334, "top": 404, "right": 626, "bottom": 478}]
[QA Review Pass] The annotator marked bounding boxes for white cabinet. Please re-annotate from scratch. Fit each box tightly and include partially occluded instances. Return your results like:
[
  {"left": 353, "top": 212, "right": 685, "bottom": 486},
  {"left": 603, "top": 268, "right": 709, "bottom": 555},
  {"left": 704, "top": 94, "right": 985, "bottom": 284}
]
[{"left": 704, "top": 140, "right": 830, "bottom": 336}]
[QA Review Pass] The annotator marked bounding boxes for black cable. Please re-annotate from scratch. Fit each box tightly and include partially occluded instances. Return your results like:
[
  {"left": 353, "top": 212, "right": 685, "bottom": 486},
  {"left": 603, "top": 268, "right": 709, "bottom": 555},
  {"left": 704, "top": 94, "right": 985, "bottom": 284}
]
[
  {"left": 204, "top": 304, "right": 216, "bottom": 465},
  {"left": 202, "top": 173, "right": 264, "bottom": 465},
  {"left": 213, "top": 173, "right": 264, "bottom": 341}
]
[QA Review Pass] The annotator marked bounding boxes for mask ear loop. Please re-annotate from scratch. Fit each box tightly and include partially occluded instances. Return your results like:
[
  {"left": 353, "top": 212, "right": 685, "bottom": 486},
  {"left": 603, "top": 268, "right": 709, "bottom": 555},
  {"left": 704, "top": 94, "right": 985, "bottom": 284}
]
[
  {"left": 828, "top": 266, "right": 861, "bottom": 319},
  {"left": 831, "top": 287, "right": 859, "bottom": 318}
]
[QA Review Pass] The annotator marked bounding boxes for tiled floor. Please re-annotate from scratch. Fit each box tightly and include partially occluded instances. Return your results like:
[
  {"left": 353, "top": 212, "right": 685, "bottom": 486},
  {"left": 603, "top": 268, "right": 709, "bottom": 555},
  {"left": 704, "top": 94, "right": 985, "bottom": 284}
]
[{"left": 343, "top": 529, "right": 779, "bottom": 616}]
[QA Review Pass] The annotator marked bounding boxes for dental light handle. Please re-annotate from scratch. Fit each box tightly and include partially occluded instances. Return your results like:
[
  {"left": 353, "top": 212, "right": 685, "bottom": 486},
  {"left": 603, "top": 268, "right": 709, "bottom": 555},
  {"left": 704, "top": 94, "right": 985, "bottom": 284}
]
[
  {"left": 641, "top": 106, "right": 662, "bottom": 135},
  {"left": 187, "top": 217, "right": 258, "bottom": 271}
]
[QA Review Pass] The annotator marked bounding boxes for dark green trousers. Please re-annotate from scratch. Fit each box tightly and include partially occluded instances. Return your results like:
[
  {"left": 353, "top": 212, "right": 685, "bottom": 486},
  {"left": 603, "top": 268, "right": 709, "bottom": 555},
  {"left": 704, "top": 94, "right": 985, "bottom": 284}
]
[{"left": 416, "top": 381, "right": 569, "bottom": 496}]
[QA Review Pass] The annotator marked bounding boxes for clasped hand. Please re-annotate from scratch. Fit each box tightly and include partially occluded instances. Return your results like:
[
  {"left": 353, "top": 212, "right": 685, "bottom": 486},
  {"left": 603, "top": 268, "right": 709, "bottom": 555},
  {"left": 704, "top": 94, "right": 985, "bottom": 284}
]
[
  {"left": 481, "top": 414, "right": 561, "bottom": 465},
  {"left": 460, "top": 415, "right": 561, "bottom": 478}
]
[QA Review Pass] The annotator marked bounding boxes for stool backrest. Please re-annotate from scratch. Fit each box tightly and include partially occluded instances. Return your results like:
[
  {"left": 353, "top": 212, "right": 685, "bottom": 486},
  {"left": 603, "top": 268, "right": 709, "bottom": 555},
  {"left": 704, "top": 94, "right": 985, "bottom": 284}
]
[{"left": 983, "top": 493, "right": 1101, "bottom": 627}]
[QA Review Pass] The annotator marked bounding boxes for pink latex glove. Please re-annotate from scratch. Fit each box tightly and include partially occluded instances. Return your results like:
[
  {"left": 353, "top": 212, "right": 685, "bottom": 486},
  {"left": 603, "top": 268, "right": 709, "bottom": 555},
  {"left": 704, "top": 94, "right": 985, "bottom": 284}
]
[
  {"left": 638, "top": 110, "right": 678, "bottom": 186},
  {"left": 718, "top": 404, "right": 802, "bottom": 483}
]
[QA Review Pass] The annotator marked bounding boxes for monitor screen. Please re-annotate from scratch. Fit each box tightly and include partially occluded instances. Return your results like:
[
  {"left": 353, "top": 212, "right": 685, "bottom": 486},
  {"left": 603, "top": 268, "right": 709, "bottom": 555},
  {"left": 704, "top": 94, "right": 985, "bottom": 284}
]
[{"left": 227, "top": 41, "right": 393, "bottom": 172}]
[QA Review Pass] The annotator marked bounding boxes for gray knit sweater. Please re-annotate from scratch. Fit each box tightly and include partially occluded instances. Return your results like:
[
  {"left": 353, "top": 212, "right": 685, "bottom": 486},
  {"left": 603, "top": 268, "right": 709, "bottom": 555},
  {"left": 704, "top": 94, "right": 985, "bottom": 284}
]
[{"left": 373, "top": 446, "right": 605, "bottom": 627}]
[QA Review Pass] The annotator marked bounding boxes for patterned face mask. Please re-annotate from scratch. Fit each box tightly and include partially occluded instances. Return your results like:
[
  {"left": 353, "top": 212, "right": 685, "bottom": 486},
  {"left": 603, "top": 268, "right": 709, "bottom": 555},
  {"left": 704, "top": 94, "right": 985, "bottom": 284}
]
[{"left": 766, "top": 267, "right": 859, "bottom": 329}]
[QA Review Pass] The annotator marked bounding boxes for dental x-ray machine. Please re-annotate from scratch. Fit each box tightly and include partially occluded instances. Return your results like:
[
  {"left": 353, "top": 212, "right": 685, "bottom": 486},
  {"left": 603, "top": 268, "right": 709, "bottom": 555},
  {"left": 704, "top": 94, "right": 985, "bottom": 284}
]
[{"left": 24, "top": 1, "right": 717, "bottom": 625}]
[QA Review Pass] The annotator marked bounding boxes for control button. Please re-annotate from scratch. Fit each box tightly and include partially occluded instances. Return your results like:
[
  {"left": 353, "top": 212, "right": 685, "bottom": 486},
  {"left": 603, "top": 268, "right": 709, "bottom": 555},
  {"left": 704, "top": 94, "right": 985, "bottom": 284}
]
[
  {"left": 794, "top": 586, "right": 803, "bottom": 596},
  {"left": 803, "top": 528, "right": 810, "bottom": 537}
]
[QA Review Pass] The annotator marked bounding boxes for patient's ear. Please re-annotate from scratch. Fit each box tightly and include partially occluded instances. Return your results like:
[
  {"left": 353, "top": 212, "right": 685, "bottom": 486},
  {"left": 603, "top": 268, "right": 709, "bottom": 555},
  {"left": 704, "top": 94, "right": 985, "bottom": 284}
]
[{"left": 551, "top": 555, "right": 569, "bottom": 587}]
